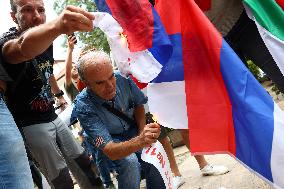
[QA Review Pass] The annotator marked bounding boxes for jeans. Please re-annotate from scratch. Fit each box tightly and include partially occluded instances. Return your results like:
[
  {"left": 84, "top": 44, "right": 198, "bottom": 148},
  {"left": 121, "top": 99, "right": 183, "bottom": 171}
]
[
  {"left": 83, "top": 136, "right": 114, "bottom": 187},
  {"left": 0, "top": 96, "right": 33, "bottom": 189},
  {"left": 94, "top": 149, "right": 113, "bottom": 186},
  {"left": 112, "top": 152, "right": 165, "bottom": 189}
]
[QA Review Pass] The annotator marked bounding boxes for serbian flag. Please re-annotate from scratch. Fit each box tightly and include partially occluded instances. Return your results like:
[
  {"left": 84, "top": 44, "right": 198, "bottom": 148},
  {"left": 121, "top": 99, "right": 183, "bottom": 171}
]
[
  {"left": 93, "top": 0, "right": 172, "bottom": 82},
  {"left": 244, "top": 0, "right": 284, "bottom": 78},
  {"left": 148, "top": 0, "right": 284, "bottom": 187}
]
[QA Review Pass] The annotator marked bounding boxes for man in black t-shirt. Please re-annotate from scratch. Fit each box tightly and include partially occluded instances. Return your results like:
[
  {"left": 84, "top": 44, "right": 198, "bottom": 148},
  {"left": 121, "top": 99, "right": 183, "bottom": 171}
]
[{"left": 0, "top": 0, "right": 103, "bottom": 188}]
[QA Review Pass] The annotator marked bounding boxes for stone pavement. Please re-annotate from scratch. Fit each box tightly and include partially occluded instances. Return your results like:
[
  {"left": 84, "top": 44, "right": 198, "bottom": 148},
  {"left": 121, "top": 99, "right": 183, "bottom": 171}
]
[
  {"left": 74, "top": 145, "right": 275, "bottom": 189},
  {"left": 174, "top": 145, "right": 274, "bottom": 189}
]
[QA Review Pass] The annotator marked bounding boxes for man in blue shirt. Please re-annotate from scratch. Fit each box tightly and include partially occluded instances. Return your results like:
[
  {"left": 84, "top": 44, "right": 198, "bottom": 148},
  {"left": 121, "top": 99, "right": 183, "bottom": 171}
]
[{"left": 74, "top": 51, "right": 165, "bottom": 189}]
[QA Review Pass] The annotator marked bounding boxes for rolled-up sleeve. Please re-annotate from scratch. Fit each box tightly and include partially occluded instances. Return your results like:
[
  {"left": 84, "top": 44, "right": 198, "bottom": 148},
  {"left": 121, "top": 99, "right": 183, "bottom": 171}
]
[{"left": 75, "top": 102, "right": 112, "bottom": 150}]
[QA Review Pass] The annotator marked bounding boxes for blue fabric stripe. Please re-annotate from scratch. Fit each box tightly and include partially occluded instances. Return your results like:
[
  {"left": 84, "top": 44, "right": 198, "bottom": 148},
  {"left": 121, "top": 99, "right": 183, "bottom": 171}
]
[
  {"left": 220, "top": 39, "right": 274, "bottom": 182},
  {"left": 93, "top": 0, "right": 112, "bottom": 13},
  {"left": 151, "top": 34, "right": 184, "bottom": 83},
  {"left": 149, "top": 7, "right": 173, "bottom": 67}
]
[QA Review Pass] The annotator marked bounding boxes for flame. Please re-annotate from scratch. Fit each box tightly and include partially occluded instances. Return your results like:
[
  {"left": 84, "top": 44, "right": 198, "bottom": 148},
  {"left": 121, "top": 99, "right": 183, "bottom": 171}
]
[
  {"left": 119, "top": 32, "right": 128, "bottom": 45},
  {"left": 152, "top": 115, "right": 158, "bottom": 123}
]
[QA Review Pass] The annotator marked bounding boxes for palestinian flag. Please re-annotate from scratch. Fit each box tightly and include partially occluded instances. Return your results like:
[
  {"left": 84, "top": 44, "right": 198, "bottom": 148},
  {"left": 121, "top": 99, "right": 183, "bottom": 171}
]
[{"left": 244, "top": 0, "right": 284, "bottom": 78}]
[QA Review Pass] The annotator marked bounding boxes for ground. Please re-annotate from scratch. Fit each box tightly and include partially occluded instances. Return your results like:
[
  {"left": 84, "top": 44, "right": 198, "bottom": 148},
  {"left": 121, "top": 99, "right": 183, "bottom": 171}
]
[{"left": 175, "top": 146, "right": 274, "bottom": 189}]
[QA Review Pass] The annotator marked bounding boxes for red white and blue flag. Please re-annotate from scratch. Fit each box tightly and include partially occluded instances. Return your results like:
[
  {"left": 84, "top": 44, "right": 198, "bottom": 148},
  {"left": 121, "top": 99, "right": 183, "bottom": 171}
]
[
  {"left": 93, "top": 0, "right": 172, "bottom": 68},
  {"left": 146, "top": 0, "right": 284, "bottom": 188},
  {"left": 93, "top": 0, "right": 284, "bottom": 188}
]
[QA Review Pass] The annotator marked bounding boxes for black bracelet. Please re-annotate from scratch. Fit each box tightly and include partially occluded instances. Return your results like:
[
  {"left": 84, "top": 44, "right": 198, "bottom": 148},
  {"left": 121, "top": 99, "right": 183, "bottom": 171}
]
[{"left": 54, "top": 90, "right": 64, "bottom": 98}]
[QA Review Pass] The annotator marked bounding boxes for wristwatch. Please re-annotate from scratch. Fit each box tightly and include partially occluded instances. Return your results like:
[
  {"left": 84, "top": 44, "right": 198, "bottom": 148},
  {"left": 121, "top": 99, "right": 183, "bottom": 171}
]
[{"left": 54, "top": 90, "right": 64, "bottom": 98}]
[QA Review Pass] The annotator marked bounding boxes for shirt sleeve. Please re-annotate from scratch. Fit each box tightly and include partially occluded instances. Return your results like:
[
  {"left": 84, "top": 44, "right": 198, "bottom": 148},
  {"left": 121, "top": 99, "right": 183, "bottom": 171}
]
[
  {"left": 75, "top": 101, "right": 112, "bottom": 150},
  {"left": 127, "top": 77, "right": 148, "bottom": 107}
]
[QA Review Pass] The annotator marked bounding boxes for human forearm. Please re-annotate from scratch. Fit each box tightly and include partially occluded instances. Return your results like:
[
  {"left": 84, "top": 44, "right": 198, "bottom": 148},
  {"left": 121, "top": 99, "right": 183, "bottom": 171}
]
[
  {"left": 65, "top": 48, "right": 74, "bottom": 86},
  {"left": 103, "top": 123, "right": 161, "bottom": 160},
  {"left": 2, "top": 5, "right": 94, "bottom": 64},
  {"left": 103, "top": 136, "right": 144, "bottom": 160},
  {"left": 3, "top": 23, "right": 60, "bottom": 64}
]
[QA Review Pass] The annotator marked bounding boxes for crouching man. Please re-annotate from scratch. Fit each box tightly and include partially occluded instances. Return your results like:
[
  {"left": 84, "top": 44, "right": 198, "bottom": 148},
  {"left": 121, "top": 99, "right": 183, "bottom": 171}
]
[{"left": 74, "top": 51, "right": 165, "bottom": 189}]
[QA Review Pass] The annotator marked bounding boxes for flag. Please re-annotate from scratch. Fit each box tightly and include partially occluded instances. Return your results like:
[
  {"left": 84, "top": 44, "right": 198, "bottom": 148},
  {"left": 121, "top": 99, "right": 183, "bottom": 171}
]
[
  {"left": 244, "top": 0, "right": 284, "bottom": 79},
  {"left": 148, "top": 0, "right": 284, "bottom": 188},
  {"left": 93, "top": 0, "right": 172, "bottom": 69},
  {"left": 92, "top": 12, "right": 163, "bottom": 83}
]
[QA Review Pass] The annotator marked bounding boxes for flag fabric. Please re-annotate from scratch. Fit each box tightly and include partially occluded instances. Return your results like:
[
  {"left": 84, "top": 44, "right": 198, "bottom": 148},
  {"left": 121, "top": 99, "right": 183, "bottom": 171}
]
[
  {"left": 148, "top": 0, "right": 284, "bottom": 188},
  {"left": 92, "top": 12, "right": 162, "bottom": 83},
  {"left": 244, "top": 0, "right": 284, "bottom": 78},
  {"left": 93, "top": 0, "right": 172, "bottom": 67}
]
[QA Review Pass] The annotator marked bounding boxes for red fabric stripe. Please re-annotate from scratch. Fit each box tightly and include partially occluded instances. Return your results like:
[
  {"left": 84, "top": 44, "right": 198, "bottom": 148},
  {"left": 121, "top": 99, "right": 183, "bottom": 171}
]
[
  {"left": 195, "top": 0, "right": 211, "bottom": 11},
  {"left": 130, "top": 75, "right": 148, "bottom": 89},
  {"left": 276, "top": 0, "right": 284, "bottom": 10},
  {"left": 105, "top": 0, "right": 154, "bottom": 52},
  {"left": 155, "top": 0, "right": 181, "bottom": 35},
  {"left": 180, "top": 0, "right": 236, "bottom": 154}
]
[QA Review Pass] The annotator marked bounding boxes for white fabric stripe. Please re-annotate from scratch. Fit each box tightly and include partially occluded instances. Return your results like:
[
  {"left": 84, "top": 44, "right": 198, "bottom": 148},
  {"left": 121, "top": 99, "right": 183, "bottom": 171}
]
[
  {"left": 255, "top": 21, "right": 284, "bottom": 77},
  {"left": 147, "top": 81, "right": 188, "bottom": 129},
  {"left": 271, "top": 103, "right": 284, "bottom": 189}
]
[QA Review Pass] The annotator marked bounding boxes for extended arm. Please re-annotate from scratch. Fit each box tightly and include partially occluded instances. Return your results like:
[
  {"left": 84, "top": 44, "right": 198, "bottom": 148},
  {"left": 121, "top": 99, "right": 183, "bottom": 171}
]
[
  {"left": 65, "top": 36, "right": 76, "bottom": 86},
  {"left": 102, "top": 123, "right": 160, "bottom": 160},
  {"left": 2, "top": 6, "right": 94, "bottom": 64}
]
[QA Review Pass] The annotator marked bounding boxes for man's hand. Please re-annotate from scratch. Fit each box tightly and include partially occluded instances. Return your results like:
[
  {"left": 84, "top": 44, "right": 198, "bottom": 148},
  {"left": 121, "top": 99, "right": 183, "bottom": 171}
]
[
  {"left": 53, "top": 5, "right": 95, "bottom": 35},
  {"left": 138, "top": 123, "right": 161, "bottom": 148}
]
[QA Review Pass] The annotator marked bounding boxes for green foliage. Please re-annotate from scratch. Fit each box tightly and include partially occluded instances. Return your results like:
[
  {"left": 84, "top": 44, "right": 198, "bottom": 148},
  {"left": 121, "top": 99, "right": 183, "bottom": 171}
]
[
  {"left": 247, "top": 59, "right": 261, "bottom": 81},
  {"left": 246, "top": 59, "right": 282, "bottom": 95},
  {"left": 53, "top": 0, "right": 110, "bottom": 53},
  {"left": 272, "top": 85, "right": 282, "bottom": 95}
]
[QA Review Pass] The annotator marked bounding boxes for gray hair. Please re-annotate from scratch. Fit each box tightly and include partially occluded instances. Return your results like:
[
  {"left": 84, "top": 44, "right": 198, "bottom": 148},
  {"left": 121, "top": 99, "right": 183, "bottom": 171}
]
[
  {"left": 10, "top": 0, "right": 17, "bottom": 12},
  {"left": 77, "top": 50, "right": 111, "bottom": 83}
]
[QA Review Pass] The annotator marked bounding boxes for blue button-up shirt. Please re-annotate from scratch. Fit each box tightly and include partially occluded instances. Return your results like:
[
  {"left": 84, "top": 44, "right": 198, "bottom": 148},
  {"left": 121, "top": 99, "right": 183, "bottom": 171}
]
[{"left": 74, "top": 73, "right": 147, "bottom": 149}]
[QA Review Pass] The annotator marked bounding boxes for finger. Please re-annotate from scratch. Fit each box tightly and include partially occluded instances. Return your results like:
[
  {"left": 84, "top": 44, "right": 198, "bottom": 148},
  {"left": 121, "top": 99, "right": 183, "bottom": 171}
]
[
  {"left": 147, "top": 123, "right": 160, "bottom": 128},
  {"left": 71, "top": 15, "right": 93, "bottom": 31},
  {"left": 145, "top": 132, "right": 159, "bottom": 139},
  {"left": 145, "top": 127, "right": 160, "bottom": 133},
  {"left": 63, "top": 10, "right": 93, "bottom": 30},
  {"left": 66, "top": 5, "right": 95, "bottom": 20}
]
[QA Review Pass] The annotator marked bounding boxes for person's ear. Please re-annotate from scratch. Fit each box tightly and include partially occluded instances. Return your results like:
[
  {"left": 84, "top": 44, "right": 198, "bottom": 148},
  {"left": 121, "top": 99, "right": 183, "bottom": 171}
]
[{"left": 10, "top": 12, "right": 18, "bottom": 24}]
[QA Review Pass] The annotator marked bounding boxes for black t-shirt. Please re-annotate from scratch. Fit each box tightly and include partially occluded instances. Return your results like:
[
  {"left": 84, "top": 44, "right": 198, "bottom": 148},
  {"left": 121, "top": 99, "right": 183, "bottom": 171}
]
[
  {"left": 0, "top": 27, "right": 57, "bottom": 127},
  {"left": 0, "top": 60, "right": 12, "bottom": 82}
]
